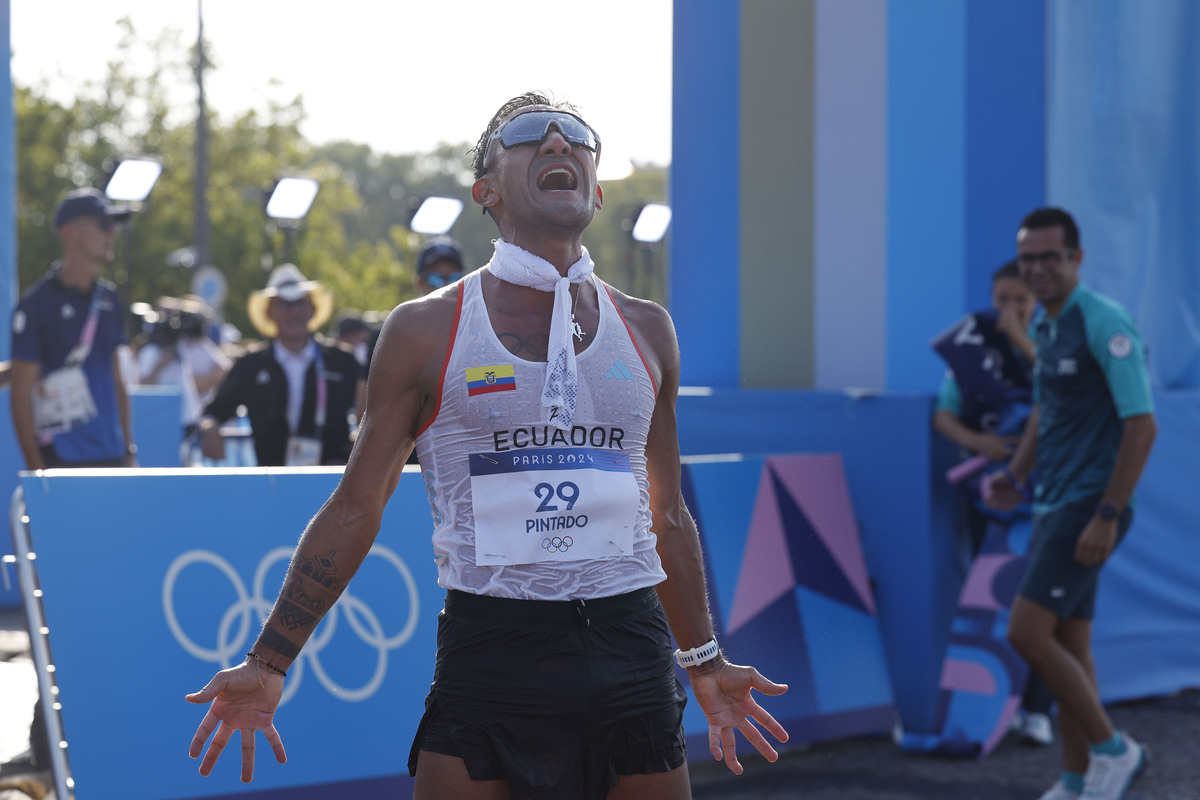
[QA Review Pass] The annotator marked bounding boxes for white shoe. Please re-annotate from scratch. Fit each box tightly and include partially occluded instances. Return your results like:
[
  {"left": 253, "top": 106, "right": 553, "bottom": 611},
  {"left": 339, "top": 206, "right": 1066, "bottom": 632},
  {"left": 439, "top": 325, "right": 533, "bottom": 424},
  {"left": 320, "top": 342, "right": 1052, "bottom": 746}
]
[
  {"left": 1021, "top": 712, "right": 1055, "bottom": 746},
  {"left": 1037, "top": 781, "right": 1081, "bottom": 800},
  {"left": 1082, "top": 734, "right": 1149, "bottom": 799}
]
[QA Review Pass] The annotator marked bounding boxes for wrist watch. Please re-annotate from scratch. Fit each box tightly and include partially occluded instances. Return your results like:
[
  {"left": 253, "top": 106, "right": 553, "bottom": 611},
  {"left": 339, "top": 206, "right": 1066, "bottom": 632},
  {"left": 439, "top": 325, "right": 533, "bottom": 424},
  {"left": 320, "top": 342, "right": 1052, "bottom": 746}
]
[
  {"left": 1097, "top": 502, "right": 1120, "bottom": 521},
  {"left": 673, "top": 637, "right": 721, "bottom": 668}
]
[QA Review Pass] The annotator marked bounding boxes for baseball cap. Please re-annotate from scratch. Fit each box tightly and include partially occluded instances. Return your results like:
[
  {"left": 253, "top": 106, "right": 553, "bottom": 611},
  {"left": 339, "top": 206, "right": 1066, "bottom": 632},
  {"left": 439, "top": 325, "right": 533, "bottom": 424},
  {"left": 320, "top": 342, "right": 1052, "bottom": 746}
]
[
  {"left": 417, "top": 237, "right": 465, "bottom": 275},
  {"left": 53, "top": 188, "right": 132, "bottom": 229}
]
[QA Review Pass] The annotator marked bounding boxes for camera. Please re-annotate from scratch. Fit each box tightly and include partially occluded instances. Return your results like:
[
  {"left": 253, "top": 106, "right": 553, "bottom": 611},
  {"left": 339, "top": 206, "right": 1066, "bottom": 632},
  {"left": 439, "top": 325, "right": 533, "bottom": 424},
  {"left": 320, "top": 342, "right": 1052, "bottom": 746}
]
[
  {"left": 133, "top": 296, "right": 212, "bottom": 347},
  {"left": 148, "top": 308, "right": 206, "bottom": 346}
]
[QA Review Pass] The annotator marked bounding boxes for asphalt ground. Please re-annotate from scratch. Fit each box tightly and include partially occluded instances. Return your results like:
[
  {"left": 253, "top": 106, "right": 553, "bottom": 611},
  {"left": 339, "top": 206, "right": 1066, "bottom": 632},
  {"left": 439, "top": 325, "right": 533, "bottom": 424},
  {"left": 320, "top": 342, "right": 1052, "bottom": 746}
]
[{"left": 1, "top": 605, "right": 1197, "bottom": 799}]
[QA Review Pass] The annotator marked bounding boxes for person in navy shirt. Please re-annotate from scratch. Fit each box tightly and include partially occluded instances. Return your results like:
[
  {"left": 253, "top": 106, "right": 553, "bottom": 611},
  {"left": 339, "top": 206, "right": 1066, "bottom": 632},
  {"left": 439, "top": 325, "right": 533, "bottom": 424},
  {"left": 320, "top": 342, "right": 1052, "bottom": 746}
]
[
  {"left": 986, "top": 208, "right": 1156, "bottom": 800},
  {"left": 10, "top": 188, "right": 137, "bottom": 469}
]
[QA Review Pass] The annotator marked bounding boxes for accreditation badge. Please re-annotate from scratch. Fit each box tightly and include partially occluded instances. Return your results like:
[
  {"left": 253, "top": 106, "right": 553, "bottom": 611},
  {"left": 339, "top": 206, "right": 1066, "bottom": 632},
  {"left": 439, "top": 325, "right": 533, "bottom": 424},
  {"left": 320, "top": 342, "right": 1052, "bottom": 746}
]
[
  {"left": 469, "top": 446, "right": 639, "bottom": 566},
  {"left": 33, "top": 365, "right": 98, "bottom": 437}
]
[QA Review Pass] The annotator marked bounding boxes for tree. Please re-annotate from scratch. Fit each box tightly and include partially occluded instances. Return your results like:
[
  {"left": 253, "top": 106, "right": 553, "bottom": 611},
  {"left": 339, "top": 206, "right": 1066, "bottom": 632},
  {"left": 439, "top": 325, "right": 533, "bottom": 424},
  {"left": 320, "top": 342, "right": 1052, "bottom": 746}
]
[{"left": 14, "top": 18, "right": 669, "bottom": 342}]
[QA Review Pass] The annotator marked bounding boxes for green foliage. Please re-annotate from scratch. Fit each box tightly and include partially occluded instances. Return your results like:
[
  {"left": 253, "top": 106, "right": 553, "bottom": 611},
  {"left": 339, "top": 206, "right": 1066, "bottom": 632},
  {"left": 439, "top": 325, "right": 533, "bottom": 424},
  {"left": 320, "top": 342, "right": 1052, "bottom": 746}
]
[{"left": 15, "top": 19, "right": 668, "bottom": 340}]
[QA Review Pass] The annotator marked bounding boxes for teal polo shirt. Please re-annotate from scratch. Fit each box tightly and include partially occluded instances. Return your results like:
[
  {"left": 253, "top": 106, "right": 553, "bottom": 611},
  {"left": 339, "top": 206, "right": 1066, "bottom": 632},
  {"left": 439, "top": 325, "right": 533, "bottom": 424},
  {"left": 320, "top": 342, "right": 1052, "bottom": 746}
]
[{"left": 1032, "top": 284, "right": 1153, "bottom": 512}]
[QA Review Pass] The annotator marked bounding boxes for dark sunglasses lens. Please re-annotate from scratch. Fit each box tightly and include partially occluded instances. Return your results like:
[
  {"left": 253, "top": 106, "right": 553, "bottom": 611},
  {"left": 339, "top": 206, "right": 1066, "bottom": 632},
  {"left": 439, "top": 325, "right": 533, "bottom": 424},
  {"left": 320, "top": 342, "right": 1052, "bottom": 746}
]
[
  {"left": 498, "top": 113, "right": 597, "bottom": 151},
  {"left": 426, "top": 272, "right": 462, "bottom": 289}
]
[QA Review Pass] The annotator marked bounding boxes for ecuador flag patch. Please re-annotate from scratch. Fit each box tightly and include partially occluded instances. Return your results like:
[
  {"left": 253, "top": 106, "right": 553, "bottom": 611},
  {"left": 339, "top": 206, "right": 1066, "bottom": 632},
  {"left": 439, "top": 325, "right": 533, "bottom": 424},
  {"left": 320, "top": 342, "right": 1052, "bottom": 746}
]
[{"left": 466, "top": 364, "right": 517, "bottom": 396}]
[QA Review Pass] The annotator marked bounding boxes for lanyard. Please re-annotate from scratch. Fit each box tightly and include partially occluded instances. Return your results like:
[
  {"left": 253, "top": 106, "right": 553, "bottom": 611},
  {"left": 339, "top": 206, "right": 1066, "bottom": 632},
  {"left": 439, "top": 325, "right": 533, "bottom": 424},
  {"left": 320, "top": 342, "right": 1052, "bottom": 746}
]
[
  {"left": 311, "top": 344, "right": 328, "bottom": 435},
  {"left": 64, "top": 285, "right": 104, "bottom": 367}
]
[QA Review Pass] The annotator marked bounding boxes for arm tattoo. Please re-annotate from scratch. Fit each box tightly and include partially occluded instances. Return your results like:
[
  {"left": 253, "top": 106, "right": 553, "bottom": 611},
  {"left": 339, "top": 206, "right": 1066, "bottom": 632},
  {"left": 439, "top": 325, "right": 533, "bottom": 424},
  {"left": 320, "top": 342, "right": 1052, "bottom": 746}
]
[
  {"left": 272, "top": 549, "right": 345, "bottom": 636},
  {"left": 258, "top": 625, "right": 302, "bottom": 660},
  {"left": 297, "top": 548, "right": 348, "bottom": 592},
  {"left": 497, "top": 332, "right": 548, "bottom": 361}
]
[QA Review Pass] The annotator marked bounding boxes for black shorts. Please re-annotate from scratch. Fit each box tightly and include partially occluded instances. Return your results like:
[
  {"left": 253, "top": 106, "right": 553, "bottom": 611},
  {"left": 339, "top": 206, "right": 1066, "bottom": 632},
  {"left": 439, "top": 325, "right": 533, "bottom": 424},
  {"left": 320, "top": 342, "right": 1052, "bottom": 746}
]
[
  {"left": 1018, "top": 494, "right": 1133, "bottom": 620},
  {"left": 408, "top": 587, "right": 688, "bottom": 799}
]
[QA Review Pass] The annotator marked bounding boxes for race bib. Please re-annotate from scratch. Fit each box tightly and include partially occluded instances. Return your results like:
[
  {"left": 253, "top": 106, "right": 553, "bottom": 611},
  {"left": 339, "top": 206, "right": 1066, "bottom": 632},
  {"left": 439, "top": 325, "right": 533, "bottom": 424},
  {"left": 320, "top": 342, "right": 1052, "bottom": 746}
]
[
  {"left": 34, "top": 366, "right": 98, "bottom": 437},
  {"left": 470, "top": 447, "right": 639, "bottom": 566},
  {"left": 285, "top": 435, "right": 323, "bottom": 467}
]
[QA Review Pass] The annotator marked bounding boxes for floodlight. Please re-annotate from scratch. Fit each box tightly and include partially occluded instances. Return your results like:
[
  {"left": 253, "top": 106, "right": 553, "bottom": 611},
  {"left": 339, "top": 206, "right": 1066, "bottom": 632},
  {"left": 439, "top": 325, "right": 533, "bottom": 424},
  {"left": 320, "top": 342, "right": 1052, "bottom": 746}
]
[
  {"left": 410, "top": 196, "right": 464, "bottom": 235},
  {"left": 265, "top": 177, "right": 320, "bottom": 220},
  {"left": 105, "top": 158, "right": 162, "bottom": 203},
  {"left": 631, "top": 203, "right": 672, "bottom": 243}
]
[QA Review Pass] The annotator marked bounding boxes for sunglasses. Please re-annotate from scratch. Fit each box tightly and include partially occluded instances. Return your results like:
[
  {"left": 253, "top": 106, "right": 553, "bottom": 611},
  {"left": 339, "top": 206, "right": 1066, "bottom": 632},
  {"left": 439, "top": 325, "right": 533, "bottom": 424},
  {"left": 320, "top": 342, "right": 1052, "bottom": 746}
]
[
  {"left": 482, "top": 110, "right": 601, "bottom": 173},
  {"left": 424, "top": 271, "right": 463, "bottom": 289}
]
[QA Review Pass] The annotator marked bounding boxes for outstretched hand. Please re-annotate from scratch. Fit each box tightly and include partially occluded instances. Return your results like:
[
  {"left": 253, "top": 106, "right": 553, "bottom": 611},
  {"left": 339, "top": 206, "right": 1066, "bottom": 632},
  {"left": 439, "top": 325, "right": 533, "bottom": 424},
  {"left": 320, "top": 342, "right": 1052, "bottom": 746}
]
[
  {"left": 186, "top": 662, "right": 287, "bottom": 783},
  {"left": 688, "top": 658, "right": 789, "bottom": 774}
]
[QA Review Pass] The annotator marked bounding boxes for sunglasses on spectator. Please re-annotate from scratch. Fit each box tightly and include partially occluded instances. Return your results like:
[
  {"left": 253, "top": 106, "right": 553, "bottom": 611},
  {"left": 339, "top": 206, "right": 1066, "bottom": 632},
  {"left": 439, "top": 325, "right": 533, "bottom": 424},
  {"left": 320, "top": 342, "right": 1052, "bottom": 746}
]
[
  {"left": 483, "top": 110, "right": 601, "bottom": 173},
  {"left": 424, "top": 271, "right": 463, "bottom": 289}
]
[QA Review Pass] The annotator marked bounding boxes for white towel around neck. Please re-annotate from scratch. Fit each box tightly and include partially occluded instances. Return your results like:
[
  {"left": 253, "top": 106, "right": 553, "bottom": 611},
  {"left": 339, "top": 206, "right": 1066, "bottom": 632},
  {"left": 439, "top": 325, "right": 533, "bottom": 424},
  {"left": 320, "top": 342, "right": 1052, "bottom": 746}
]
[{"left": 485, "top": 238, "right": 595, "bottom": 430}]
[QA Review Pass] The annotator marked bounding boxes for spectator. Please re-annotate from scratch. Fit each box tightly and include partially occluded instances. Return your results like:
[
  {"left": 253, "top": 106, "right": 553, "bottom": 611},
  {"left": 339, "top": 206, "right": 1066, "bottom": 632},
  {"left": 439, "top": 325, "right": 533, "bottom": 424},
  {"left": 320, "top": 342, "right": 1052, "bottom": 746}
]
[
  {"left": 987, "top": 207, "right": 1156, "bottom": 800},
  {"left": 932, "top": 259, "right": 1054, "bottom": 747},
  {"left": 9, "top": 188, "right": 137, "bottom": 470},
  {"left": 196, "top": 264, "right": 363, "bottom": 466},
  {"left": 136, "top": 295, "right": 231, "bottom": 437},
  {"left": 332, "top": 311, "right": 372, "bottom": 367}
]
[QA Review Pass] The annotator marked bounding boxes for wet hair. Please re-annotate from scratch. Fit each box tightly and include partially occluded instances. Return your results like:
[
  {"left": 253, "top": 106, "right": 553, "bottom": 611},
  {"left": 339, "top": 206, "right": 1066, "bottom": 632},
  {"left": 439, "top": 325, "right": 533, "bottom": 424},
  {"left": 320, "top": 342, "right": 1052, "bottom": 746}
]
[
  {"left": 1018, "top": 207, "right": 1080, "bottom": 250},
  {"left": 992, "top": 259, "right": 1021, "bottom": 283},
  {"left": 469, "top": 91, "right": 584, "bottom": 179}
]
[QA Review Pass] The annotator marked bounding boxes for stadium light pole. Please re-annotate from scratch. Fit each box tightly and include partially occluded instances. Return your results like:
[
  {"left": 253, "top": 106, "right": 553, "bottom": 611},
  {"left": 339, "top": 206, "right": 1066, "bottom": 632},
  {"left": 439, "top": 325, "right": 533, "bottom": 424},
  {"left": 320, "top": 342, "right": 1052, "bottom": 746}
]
[
  {"left": 265, "top": 177, "right": 320, "bottom": 264},
  {"left": 409, "top": 196, "right": 464, "bottom": 235},
  {"left": 105, "top": 157, "right": 163, "bottom": 304},
  {"left": 628, "top": 203, "right": 671, "bottom": 301}
]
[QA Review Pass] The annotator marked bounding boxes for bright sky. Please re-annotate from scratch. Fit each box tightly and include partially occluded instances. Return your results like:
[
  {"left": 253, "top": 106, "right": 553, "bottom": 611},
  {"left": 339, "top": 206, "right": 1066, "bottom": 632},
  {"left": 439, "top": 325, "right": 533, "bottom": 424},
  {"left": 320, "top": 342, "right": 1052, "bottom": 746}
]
[{"left": 10, "top": 1, "right": 674, "bottom": 179}]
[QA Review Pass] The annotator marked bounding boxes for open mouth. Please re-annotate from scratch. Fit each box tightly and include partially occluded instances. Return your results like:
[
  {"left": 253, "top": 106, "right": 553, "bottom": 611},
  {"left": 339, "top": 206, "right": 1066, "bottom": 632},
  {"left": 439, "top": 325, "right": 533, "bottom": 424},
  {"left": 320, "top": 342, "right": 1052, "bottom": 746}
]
[{"left": 537, "top": 168, "right": 577, "bottom": 191}]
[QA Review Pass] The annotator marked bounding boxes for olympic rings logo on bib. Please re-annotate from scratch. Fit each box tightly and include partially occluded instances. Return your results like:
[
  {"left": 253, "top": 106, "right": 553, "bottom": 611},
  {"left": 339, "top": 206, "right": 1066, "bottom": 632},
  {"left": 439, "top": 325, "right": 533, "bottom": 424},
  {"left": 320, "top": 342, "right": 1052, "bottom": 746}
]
[{"left": 542, "top": 536, "right": 574, "bottom": 553}]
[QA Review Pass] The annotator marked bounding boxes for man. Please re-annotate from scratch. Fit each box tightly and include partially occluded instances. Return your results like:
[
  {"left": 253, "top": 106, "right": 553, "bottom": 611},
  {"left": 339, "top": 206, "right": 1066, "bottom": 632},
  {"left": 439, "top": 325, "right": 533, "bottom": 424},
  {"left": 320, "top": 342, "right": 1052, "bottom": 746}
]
[
  {"left": 332, "top": 311, "right": 373, "bottom": 367},
  {"left": 415, "top": 235, "right": 466, "bottom": 293},
  {"left": 986, "top": 208, "right": 1156, "bottom": 800},
  {"left": 187, "top": 92, "right": 789, "bottom": 798},
  {"left": 10, "top": 188, "right": 137, "bottom": 470},
  {"left": 196, "top": 264, "right": 363, "bottom": 466}
]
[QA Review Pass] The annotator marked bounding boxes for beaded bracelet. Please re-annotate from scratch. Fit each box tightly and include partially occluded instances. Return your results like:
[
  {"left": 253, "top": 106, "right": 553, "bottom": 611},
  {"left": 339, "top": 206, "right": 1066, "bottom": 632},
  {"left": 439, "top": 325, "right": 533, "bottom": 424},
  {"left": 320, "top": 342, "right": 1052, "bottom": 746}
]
[{"left": 246, "top": 651, "right": 288, "bottom": 688}]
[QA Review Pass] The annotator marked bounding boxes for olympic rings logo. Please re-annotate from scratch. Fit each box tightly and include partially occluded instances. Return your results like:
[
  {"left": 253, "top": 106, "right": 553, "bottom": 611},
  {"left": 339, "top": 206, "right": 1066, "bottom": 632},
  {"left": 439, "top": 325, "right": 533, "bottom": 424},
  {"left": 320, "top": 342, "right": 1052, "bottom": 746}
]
[
  {"left": 162, "top": 545, "right": 420, "bottom": 705},
  {"left": 541, "top": 536, "right": 573, "bottom": 553}
]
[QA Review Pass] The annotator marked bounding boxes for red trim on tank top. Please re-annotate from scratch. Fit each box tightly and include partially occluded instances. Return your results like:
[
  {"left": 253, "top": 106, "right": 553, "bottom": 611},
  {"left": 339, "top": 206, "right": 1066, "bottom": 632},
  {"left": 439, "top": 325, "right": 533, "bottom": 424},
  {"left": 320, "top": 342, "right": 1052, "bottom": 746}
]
[
  {"left": 414, "top": 282, "right": 465, "bottom": 437},
  {"left": 602, "top": 281, "right": 658, "bottom": 400}
]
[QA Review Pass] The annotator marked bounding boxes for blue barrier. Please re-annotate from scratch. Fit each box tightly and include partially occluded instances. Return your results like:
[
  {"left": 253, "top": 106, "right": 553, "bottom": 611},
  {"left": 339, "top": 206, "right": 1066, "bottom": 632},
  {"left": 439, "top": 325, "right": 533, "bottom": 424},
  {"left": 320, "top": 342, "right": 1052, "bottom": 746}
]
[
  {"left": 9, "top": 390, "right": 1200, "bottom": 797},
  {"left": 0, "top": 388, "right": 182, "bottom": 609}
]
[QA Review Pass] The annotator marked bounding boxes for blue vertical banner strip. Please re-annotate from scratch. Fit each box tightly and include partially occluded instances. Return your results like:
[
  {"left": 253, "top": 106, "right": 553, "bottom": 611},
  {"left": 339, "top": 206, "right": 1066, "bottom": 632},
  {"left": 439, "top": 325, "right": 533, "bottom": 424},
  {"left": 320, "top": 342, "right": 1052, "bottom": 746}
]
[
  {"left": 0, "top": 0, "right": 14, "bottom": 360},
  {"left": 886, "top": 1, "right": 968, "bottom": 393},
  {"left": 964, "top": 0, "right": 1046, "bottom": 309},
  {"left": 813, "top": 0, "right": 888, "bottom": 391},
  {"left": 1047, "top": 0, "right": 1200, "bottom": 389},
  {"left": 671, "top": 0, "right": 740, "bottom": 387}
]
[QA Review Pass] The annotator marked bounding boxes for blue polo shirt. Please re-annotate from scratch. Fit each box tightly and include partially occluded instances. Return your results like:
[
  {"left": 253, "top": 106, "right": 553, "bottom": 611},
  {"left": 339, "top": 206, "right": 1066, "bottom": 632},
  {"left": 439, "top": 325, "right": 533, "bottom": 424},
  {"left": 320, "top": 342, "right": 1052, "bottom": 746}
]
[
  {"left": 11, "top": 267, "right": 127, "bottom": 462},
  {"left": 1032, "top": 284, "right": 1153, "bottom": 512}
]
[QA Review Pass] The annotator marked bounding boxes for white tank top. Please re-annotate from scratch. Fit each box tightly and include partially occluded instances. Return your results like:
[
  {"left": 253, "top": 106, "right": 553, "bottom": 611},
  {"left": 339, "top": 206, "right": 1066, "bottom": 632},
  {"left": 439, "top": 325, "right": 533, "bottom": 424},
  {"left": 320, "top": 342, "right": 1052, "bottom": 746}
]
[{"left": 414, "top": 269, "right": 667, "bottom": 600}]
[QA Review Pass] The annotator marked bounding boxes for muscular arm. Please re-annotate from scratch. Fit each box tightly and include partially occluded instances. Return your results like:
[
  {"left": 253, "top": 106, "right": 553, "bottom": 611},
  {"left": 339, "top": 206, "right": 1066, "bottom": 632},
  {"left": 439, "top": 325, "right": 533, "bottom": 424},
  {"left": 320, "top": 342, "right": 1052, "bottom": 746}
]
[
  {"left": 10, "top": 359, "right": 44, "bottom": 470},
  {"left": 251, "top": 299, "right": 450, "bottom": 667},
  {"left": 187, "top": 293, "right": 455, "bottom": 781}
]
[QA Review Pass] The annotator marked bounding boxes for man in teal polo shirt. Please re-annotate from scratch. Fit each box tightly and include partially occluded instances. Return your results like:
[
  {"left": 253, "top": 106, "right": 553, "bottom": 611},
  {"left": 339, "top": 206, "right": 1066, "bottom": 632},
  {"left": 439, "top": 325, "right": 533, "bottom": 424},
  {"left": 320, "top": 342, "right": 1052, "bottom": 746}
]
[{"left": 986, "top": 208, "right": 1156, "bottom": 800}]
